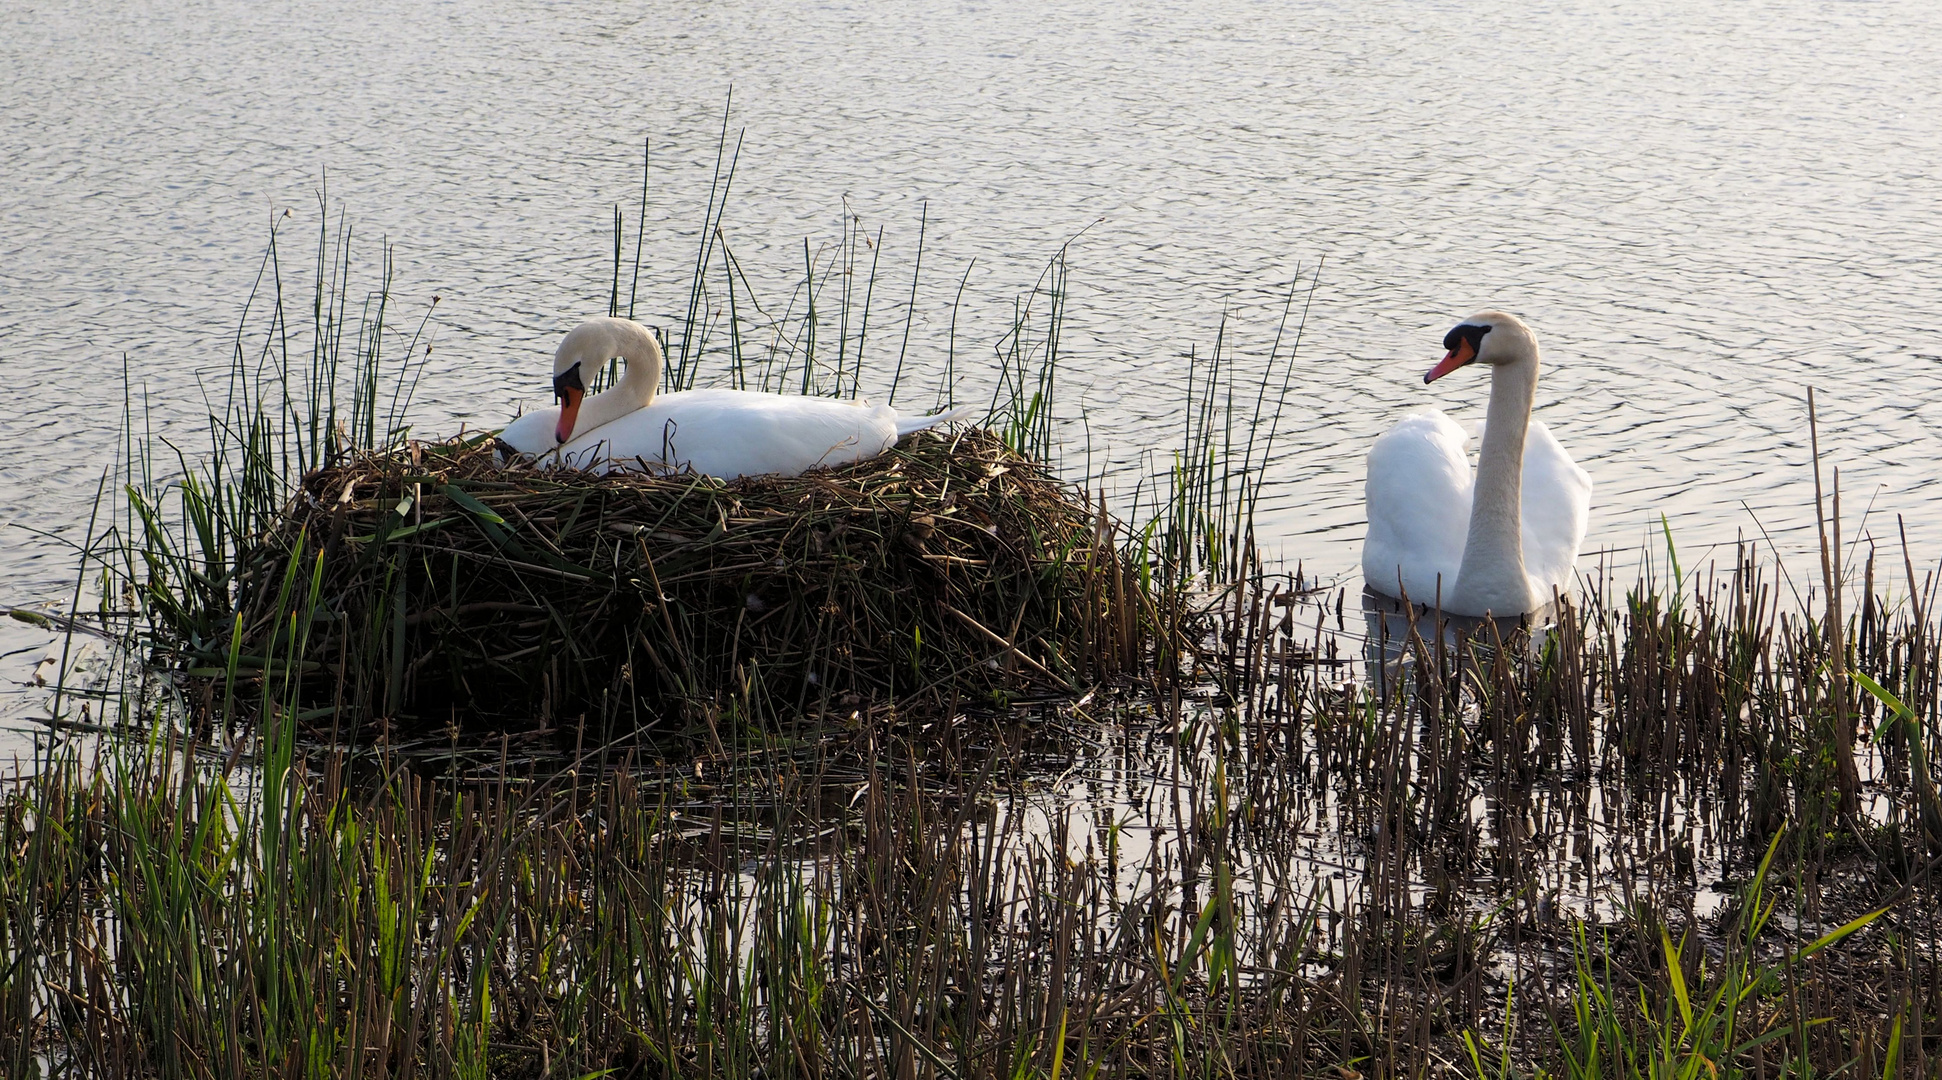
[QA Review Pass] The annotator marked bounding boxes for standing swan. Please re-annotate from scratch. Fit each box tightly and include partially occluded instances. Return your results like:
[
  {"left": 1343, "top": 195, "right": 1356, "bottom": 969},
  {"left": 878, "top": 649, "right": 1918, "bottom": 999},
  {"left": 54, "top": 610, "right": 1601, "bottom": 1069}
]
[
  {"left": 1362, "top": 311, "right": 1590, "bottom": 617},
  {"left": 498, "top": 317, "right": 975, "bottom": 479}
]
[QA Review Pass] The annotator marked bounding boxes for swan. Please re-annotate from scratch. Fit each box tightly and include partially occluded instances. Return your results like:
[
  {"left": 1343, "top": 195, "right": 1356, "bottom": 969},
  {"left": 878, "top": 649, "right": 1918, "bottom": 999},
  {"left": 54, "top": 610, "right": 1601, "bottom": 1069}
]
[
  {"left": 1362, "top": 311, "right": 1591, "bottom": 617},
  {"left": 498, "top": 317, "right": 975, "bottom": 478}
]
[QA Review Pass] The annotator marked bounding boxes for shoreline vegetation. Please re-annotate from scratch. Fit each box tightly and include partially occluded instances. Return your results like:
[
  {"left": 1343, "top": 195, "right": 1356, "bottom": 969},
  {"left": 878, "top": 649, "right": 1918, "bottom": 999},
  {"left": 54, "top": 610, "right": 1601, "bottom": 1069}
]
[{"left": 2, "top": 139, "right": 1939, "bottom": 1077}]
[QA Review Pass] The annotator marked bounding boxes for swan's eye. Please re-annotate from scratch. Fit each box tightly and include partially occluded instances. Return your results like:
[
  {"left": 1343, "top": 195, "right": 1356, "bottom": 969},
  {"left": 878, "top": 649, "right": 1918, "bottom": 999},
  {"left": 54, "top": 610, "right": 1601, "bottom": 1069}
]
[{"left": 553, "top": 362, "right": 585, "bottom": 401}]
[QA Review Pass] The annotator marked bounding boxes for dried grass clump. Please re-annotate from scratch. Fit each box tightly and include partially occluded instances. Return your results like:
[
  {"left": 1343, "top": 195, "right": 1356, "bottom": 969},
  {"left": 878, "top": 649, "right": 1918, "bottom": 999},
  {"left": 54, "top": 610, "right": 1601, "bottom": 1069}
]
[{"left": 245, "top": 427, "right": 1144, "bottom": 738}]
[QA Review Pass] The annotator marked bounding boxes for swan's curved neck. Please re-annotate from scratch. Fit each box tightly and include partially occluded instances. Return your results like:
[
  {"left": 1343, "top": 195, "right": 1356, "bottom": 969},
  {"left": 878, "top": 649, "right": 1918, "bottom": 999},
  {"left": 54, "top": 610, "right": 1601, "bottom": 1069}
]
[
  {"left": 572, "top": 334, "right": 663, "bottom": 438},
  {"left": 1450, "top": 348, "right": 1538, "bottom": 614}
]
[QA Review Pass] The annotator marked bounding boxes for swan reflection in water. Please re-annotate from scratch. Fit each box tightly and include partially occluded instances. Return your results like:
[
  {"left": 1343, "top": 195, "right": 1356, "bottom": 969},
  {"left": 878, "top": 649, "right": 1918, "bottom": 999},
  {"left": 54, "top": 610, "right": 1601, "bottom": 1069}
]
[
  {"left": 1359, "top": 585, "right": 1560, "bottom": 698},
  {"left": 1359, "top": 310, "right": 1584, "bottom": 695}
]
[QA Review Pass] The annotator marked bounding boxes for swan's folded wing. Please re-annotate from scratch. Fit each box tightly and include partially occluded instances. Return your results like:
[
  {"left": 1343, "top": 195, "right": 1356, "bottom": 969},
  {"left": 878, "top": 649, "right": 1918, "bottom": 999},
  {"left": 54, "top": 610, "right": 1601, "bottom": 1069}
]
[
  {"left": 566, "top": 390, "right": 902, "bottom": 479},
  {"left": 1519, "top": 419, "right": 1592, "bottom": 599},
  {"left": 1363, "top": 409, "right": 1472, "bottom": 604}
]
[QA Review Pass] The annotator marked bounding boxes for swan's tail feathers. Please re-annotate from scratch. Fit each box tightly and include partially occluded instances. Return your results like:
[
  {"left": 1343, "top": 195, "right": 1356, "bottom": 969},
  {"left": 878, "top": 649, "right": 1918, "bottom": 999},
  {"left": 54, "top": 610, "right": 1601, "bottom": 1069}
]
[{"left": 895, "top": 404, "right": 980, "bottom": 437}]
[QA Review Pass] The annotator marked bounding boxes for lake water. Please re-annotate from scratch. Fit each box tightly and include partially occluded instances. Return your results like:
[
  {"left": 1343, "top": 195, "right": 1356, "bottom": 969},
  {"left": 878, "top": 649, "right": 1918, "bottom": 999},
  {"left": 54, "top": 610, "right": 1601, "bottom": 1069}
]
[{"left": 4, "top": 0, "right": 1942, "bottom": 728}]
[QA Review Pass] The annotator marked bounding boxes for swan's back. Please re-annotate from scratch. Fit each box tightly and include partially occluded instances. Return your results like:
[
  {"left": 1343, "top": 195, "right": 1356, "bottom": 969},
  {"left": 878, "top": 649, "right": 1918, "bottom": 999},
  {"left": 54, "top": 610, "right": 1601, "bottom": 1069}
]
[
  {"left": 560, "top": 389, "right": 903, "bottom": 478},
  {"left": 1363, "top": 410, "right": 1473, "bottom": 605}
]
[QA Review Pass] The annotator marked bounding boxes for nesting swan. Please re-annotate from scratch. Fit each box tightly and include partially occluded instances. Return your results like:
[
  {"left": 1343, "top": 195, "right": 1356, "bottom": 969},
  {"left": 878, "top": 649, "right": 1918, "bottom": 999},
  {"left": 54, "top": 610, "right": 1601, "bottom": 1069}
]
[
  {"left": 499, "top": 317, "right": 974, "bottom": 479},
  {"left": 1362, "top": 311, "right": 1591, "bottom": 617}
]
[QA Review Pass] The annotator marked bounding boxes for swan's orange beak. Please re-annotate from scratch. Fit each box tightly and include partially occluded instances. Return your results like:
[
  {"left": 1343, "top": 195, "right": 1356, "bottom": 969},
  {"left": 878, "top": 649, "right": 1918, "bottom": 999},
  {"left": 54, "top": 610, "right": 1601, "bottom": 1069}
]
[
  {"left": 552, "top": 360, "right": 587, "bottom": 443},
  {"left": 555, "top": 388, "right": 584, "bottom": 444},
  {"left": 1424, "top": 337, "right": 1477, "bottom": 384}
]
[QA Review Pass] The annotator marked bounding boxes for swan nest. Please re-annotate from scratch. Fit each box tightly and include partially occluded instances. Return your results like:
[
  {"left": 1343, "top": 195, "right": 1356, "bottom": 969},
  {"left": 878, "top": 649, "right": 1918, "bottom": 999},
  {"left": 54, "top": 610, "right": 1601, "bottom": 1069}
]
[{"left": 245, "top": 427, "right": 1141, "bottom": 739}]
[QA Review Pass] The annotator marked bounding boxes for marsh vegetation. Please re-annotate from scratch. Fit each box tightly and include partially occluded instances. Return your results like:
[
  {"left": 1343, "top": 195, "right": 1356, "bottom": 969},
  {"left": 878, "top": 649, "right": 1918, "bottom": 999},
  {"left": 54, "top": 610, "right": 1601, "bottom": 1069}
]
[{"left": 2, "top": 149, "right": 1938, "bottom": 1078}]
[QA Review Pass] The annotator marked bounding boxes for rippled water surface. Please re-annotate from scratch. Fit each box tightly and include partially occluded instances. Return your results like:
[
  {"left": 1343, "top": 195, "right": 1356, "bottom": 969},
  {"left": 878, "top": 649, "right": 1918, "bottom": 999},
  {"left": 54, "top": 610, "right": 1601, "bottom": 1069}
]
[{"left": 4, "top": 0, "right": 1942, "bottom": 723}]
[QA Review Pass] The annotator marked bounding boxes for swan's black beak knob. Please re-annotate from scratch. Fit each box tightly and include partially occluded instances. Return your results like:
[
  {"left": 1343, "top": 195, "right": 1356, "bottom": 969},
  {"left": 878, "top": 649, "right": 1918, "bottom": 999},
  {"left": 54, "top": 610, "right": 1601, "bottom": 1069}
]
[{"left": 1424, "top": 323, "right": 1490, "bottom": 383}]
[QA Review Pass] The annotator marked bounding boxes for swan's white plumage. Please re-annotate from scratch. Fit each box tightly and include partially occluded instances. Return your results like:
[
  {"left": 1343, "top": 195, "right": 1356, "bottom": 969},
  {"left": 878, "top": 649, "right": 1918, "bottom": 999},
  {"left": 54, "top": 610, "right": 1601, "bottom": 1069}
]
[
  {"left": 497, "top": 317, "right": 973, "bottom": 479},
  {"left": 502, "top": 389, "right": 967, "bottom": 478},
  {"left": 1362, "top": 410, "right": 1472, "bottom": 605},
  {"left": 1513, "top": 418, "right": 1592, "bottom": 603},
  {"left": 1362, "top": 411, "right": 1589, "bottom": 612},
  {"left": 1361, "top": 311, "right": 1591, "bottom": 616}
]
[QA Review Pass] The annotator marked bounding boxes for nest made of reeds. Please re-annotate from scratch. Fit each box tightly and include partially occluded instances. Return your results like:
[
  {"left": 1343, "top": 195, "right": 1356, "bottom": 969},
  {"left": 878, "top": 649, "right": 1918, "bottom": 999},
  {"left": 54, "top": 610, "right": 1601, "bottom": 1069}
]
[{"left": 236, "top": 427, "right": 1145, "bottom": 740}]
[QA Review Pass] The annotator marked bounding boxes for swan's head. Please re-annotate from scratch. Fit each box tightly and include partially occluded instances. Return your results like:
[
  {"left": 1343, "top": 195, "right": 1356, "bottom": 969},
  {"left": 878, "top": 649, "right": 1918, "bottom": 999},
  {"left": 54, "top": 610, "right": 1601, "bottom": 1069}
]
[
  {"left": 1424, "top": 311, "right": 1535, "bottom": 383},
  {"left": 549, "top": 317, "right": 664, "bottom": 443}
]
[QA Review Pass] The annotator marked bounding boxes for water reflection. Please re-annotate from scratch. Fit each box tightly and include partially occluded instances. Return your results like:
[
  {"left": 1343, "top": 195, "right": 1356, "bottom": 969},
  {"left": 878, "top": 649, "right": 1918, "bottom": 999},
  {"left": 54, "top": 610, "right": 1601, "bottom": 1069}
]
[{"left": 1358, "top": 585, "right": 1550, "bottom": 692}]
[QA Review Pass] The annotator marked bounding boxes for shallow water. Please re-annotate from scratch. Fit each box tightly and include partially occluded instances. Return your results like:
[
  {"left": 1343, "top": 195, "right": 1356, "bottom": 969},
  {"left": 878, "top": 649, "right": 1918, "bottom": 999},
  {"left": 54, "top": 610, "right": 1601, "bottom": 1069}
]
[{"left": 4, "top": 0, "right": 1942, "bottom": 737}]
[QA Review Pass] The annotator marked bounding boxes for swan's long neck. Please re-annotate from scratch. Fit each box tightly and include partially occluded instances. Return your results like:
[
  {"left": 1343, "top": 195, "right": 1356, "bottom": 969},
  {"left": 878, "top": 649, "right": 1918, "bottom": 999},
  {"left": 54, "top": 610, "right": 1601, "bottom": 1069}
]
[
  {"left": 1450, "top": 348, "right": 1538, "bottom": 615},
  {"left": 568, "top": 328, "right": 663, "bottom": 439}
]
